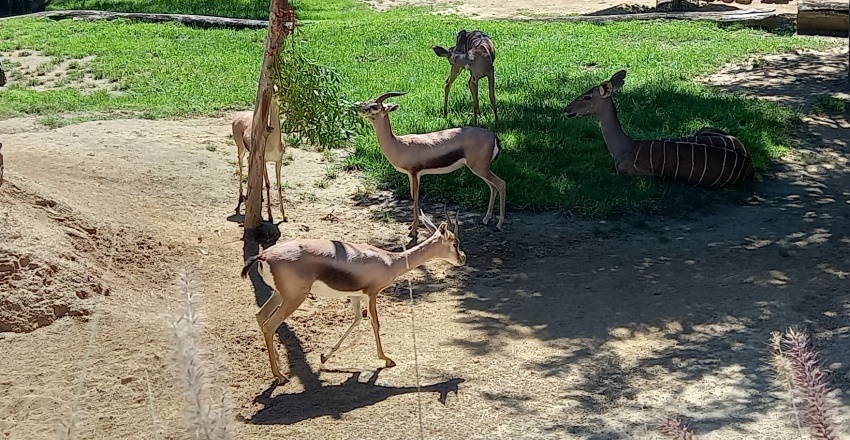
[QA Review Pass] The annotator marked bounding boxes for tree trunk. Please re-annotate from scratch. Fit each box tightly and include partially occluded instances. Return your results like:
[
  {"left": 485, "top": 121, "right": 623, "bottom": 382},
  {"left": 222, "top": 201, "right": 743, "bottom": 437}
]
[{"left": 243, "top": 0, "right": 292, "bottom": 232}]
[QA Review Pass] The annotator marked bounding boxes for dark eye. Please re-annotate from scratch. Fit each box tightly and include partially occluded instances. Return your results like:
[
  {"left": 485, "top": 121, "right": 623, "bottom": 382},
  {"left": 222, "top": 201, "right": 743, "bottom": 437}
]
[{"left": 583, "top": 95, "right": 592, "bottom": 100}]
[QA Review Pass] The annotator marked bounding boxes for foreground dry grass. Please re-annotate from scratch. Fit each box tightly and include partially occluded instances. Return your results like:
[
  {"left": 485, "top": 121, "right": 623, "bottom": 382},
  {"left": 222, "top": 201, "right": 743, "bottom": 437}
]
[{"left": 1, "top": 46, "right": 849, "bottom": 439}]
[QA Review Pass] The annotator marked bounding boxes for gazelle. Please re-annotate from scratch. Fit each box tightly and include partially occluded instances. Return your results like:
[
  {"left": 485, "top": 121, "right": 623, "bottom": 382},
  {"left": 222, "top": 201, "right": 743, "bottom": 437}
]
[
  {"left": 241, "top": 209, "right": 466, "bottom": 383},
  {"left": 432, "top": 29, "right": 498, "bottom": 125},
  {"left": 563, "top": 70, "right": 754, "bottom": 187},
  {"left": 232, "top": 85, "right": 287, "bottom": 222},
  {"left": 358, "top": 91, "right": 507, "bottom": 236}
]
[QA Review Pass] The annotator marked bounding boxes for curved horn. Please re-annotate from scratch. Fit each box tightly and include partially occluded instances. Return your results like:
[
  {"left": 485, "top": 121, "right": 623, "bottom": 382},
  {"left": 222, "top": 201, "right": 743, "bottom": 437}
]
[
  {"left": 374, "top": 91, "right": 408, "bottom": 103},
  {"left": 453, "top": 210, "right": 460, "bottom": 236}
]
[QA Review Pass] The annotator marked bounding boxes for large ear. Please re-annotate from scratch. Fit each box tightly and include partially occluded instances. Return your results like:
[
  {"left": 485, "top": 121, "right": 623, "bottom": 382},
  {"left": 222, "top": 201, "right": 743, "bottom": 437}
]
[
  {"left": 609, "top": 70, "right": 626, "bottom": 92},
  {"left": 432, "top": 45, "right": 450, "bottom": 58},
  {"left": 438, "top": 222, "right": 448, "bottom": 235},
  {"left": 385, "top": 103, "right": 400, "bottom": 112},
  {"left": 598, "top": 81, "right": 614, "bottom": 98}
]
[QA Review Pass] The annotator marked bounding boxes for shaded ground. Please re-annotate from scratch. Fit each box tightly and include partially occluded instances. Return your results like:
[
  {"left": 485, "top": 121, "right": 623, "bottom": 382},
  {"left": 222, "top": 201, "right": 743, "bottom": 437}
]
[{"left": 1, "top": 43, "right": 849, "bottom": 440}]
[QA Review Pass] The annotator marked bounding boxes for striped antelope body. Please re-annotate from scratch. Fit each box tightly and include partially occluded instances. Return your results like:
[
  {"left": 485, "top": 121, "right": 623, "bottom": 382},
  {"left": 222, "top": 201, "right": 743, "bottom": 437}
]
[
  {"left": 432, "top": 30, "right": 498, "bottom": 125},
  {"left": 563, "top": 70, "right": 754, "bottom": 188}
]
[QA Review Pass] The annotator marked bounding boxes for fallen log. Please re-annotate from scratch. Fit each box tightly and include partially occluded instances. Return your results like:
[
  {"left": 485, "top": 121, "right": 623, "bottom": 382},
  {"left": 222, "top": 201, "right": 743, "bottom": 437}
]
[
  {"left": 512, "top": 8, "right": 778, "bottom": 26},
  {"left": 797, "top": 0, "right": 850, "bottom": 36},
  {"left": 0, "top": 10, "right": 306, "bottom": 29}
]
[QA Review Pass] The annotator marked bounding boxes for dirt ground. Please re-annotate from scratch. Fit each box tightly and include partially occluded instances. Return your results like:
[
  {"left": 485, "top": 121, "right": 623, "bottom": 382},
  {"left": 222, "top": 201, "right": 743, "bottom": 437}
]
[
  {"left": 365, "top": 0, "right": 798, "bottom": 19},
  {"left": 1, "top": 11, "right": 850, "bottom": 440}
]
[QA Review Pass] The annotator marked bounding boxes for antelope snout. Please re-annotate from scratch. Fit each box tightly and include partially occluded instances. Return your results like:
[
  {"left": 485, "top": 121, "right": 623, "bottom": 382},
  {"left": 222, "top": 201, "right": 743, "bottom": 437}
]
[{"left": 563, "top": 106, "right": 577, "bottom": 118}]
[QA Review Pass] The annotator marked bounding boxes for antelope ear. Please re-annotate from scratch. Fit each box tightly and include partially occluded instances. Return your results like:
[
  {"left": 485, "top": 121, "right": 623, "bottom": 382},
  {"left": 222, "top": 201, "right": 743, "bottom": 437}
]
[
  {"left": 609, "top": 70, "right": 626, "bottom": 92},
  {"left": 432, "top": 45, "right": 450, "bottom": 58},
  {"left": 385, "top": 103, "right": 400, "bottom": 112},
  {"left": 598, "top": 81, "right": 614, "bottom": 98},
  {"left": 438, "top": 222, "right": 448, "bottom": 234}
]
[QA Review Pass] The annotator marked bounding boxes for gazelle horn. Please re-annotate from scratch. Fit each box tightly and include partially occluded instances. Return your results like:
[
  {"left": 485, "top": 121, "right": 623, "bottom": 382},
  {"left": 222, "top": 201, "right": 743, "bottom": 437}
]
[{"left": 374, "top": 91, "right": 408, "bottom": 104}]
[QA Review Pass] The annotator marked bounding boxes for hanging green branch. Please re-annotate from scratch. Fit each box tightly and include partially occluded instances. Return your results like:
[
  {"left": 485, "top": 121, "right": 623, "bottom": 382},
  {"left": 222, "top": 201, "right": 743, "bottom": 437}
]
[{"left": 274, "top": 33, "right": 365, "bottom": 150}]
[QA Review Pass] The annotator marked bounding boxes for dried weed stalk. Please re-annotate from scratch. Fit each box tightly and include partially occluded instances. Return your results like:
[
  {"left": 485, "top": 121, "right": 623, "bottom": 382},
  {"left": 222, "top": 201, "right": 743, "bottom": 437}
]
[
  {"left": 771, "top": 328, "right": 840, "bottom": 440},
  {"left": 166, "top": 268, "right": 237, "bottom": 440},
  {"left": 658, "top": 414, "right": 697, "bottom": 440}
]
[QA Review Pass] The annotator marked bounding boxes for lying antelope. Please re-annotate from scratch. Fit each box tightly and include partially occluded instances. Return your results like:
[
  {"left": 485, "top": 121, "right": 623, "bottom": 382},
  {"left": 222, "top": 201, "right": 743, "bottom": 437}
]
[
  {"left": 232, "top": 85, "right": 287, "bottom": 222},
  {"left": 241, "top": 209, "right": 466, "bottom": 383},
  {"left": 432, "top": 29, "right": 498, "bottom": 125},
  {"left": 358, "top": 91, "right": 507, "bottom": 236},
  {"left": 563, "top": 70, "right": 754, "bottom": 187}
]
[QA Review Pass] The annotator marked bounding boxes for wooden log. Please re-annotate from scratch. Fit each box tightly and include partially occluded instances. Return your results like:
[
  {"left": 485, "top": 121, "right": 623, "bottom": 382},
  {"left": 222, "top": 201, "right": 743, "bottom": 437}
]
[
  {"left": 0, "top": 9, "right": 306, "bottom": 30},
  {"left": 511, "top": 8, "right": 779, "bottom": 26},
  {"left": 797, "top": 0, "right": 849, "bottom": 36}
]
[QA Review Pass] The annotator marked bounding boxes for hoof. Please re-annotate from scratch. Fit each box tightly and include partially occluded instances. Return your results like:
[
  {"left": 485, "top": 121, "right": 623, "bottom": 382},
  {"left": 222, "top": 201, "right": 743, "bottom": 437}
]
[
  {"left": 481, "top": 216, "right": 491, "bottom": 226},
  {"left": 273, "top": 373, "right": 290, "bottom": 385},
  {"left": 385, "top": 359, "right": 397, "bottom": 368},
  {"left": 320, "top": 354, "right": 329, "bottom": 364}
]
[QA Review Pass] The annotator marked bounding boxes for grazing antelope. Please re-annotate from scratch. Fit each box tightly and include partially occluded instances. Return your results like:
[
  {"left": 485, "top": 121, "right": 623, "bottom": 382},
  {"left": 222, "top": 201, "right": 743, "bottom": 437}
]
[
  {"left": 358, "top": 91, "right": 507, "bottom": 236},
  {"left": 232, "top": 86, "right": 287, "bottom": 222},
  {"left": 241, "top": 209, "right": 466, "bottom": 383},
  {"left": 432, "top": 30, "right": 498, "bottom": 125},
  {"left": 563, "top": 70, "right": 754, "bottom": 187}
]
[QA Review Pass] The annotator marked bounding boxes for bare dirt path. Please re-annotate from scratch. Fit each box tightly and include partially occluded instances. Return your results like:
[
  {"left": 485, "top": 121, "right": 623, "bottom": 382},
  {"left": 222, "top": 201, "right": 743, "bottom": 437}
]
[
  {"left": 1, "top": 44, "right": 849, "bottom": 440},
  {"left": 365, "top": 0, "right": 798, "bottom": 20}
]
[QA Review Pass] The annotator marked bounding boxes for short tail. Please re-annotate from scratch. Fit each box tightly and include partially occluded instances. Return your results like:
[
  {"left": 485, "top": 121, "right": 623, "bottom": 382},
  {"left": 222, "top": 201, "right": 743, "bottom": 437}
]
[
  {"left": 240, "top": 254, "right": 264, "bottom": 278},
  {"left": 492, "top": 135, "right": 502, "bottom": 162}
]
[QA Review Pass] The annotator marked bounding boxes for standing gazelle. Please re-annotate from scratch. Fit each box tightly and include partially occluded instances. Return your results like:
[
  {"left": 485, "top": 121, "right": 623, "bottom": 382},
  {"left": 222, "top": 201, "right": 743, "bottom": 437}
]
[
  {"left": 358, "top": 91, "right": 507, "bottom": 236},
  {"left": 563, "top": 70, "right": 754, "bottom": 187},
  {"left": 232, "top": 86, "right": 287, "bottom": 223},
  {"left": 241, "top": 209, "right": 465, "bottom": 383},
  {"left": 432, "top": 29, "right": 498, "bottom": 125}
]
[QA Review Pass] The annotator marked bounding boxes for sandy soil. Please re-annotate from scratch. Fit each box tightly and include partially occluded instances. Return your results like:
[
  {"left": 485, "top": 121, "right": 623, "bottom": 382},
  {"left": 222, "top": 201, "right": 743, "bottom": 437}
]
[
  {"left": 365, "top": 0, "right": 798, "bottom": 20},
  {"left": 1, "top": 33, "right": 849, "bottom": 440}
]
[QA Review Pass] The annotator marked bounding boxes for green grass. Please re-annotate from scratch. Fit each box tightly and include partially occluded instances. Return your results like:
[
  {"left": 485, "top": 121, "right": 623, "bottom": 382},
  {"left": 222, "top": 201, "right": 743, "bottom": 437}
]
[
  {"left": 47, "top": 0, "right": 371, "bottom": 20},
  {"left": 0, "top": 0, "right": 838, "bottom": 215}
]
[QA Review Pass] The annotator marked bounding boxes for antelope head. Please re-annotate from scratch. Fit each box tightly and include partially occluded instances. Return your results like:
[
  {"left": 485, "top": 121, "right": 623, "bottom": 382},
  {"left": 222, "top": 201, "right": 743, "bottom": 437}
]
[
  {"left": 563, "top": 69, "right": 627, "bottom": 118},
  {"left": 420, "top": 208, "right": 466, "bottom": 267},
  {"left": 357, "top": 91, "right": 408, "bottom": 121},
  {"left": 432, "top": 29, "right": 475, "bottom": 67}
]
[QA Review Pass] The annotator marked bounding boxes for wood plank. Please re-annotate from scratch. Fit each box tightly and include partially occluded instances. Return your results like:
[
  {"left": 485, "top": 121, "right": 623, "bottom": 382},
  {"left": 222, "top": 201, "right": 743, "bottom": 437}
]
[
  {"left": 0, "top": 10, "right": 306, "bottom": 29},
  {"left": 798, "top": 0, "right": 849, "bottom": 13}
]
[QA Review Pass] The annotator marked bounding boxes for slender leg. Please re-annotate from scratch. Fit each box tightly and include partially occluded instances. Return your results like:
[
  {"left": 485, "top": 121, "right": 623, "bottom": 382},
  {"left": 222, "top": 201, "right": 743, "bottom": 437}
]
[
  {"left": 320, "top": 296, "right": 363, "bottom": 364},
  {"left": 368, "top": 293, "right": 395, "bottom": 367},
  {"left": 263, "top": 164, "right": 273, "bottom": 223},
  {"left": 235, "top": 149, "right": 246, "bottom": 216},
  {"left": 468, "top": 76, "right": 480, "bottom": 126},
  {"left": 481, "top": 181, "right": 497, "bottom": 225},
  {"left": 487, "top": 72, "right": 498, "bottom": 124},
  {"left": 256, "top": 288, "right": 283, "bottom": 329},
  {"left": 257, "top": 290, "right": 308, "bottom": 383},
  {"left": 471, "top": 168, "right": 506, "bottom": 231},
  {"left": 443, "top": 65, "right": 462, "bottom": 118},
  {"left": 408, "top": 172, "right": 421, "bottom": 238},
  {"left": 275, "top": 160, "right": 286, "bottom": 222}
]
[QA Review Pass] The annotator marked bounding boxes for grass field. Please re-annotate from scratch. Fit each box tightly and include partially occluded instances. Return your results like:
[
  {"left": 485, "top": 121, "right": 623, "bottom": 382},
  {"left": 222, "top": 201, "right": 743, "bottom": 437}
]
[{"left": 2, "top": 0, "right": 837, "bottom": 215}]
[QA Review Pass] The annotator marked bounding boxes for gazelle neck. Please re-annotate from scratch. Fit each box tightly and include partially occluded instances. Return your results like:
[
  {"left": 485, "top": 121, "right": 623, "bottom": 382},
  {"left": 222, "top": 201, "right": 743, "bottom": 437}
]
[
  {"left": 388, "top": 233, "right": 442, "bottom": 279},
  {"left": 596, "top": 98, "right": 633, "bottom": 162},
  {"left": 369, "top": 115, "right": 401, "bottom": 154}
]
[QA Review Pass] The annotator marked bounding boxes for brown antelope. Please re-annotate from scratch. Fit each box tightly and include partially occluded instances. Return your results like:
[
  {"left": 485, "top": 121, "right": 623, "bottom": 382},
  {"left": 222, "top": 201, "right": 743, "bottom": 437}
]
[
  {"left": 241, "top": 209, "right": 466, "bottom": 383},
  {"left": 358, "top": 91, "right": 507, "bottom": 236},
  {"left": 563, "top": 70, "right": 754, "bottom": 187},
  {"left": 232, "top": 85, "right": 287, "bottom": 222},
  {"left": 432, "top": 29, "right": 498, "bottom": 125}
]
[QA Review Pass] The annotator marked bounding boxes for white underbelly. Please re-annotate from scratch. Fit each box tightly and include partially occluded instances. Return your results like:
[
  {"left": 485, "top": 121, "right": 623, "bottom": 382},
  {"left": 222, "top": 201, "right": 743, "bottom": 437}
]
[
  {"left": 419, "top": 158, "right": 467, "bottom": 175},
  {"left": 310, "top": 281, "right": 366, "bottom": 299}
]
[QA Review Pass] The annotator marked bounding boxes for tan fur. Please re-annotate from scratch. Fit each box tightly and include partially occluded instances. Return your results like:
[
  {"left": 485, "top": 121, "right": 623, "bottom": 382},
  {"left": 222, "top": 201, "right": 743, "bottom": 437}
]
[
  {"left": 358, "top": 92, "right": 507, "bottom": 236},
  {"left": 232, "top": 89, "right": 287, "bottom": 222},
  {"left": 432, "top": 30, "right": 498, "bottom": 125},
  {"left": 241, "top": 211, "right": 465, "bottom": 383},
  {"left": 563, "top": 70, "right": 754, "bottom": 188}
]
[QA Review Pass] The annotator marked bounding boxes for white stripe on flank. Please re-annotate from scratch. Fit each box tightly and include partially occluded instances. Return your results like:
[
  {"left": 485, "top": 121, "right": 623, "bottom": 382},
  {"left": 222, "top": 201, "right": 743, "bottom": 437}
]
[
  {"left": 688, "top": 144, "right": 695, "bottom": 182},
  {"left": 673, "top": 143, "right": 680, "bottom": 180},
  {"left": 698, "top": 145, "right": 709, "bottom": 185},
  {"left": 722, "top": 151, "right": 738, "bottom": 187},
  {"left": 649, "top": 141, "right": 655, "bottom": 175},
  {"left": 491, "top": 138, "right": 499, "bottom": 162}
]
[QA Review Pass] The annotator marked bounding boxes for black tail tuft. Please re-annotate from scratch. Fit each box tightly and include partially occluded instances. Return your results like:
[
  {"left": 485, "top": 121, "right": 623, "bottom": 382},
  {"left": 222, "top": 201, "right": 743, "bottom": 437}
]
[
  {"left": 493, "top": 135, "right": 502, "bottom": 163},
  {"left": 241, "top": 254, "right": 263, "bottom": 279}
]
